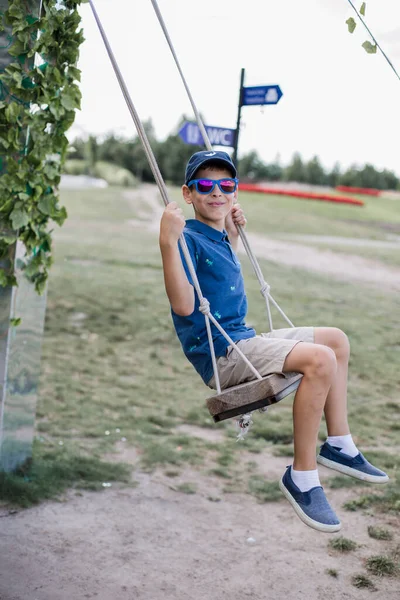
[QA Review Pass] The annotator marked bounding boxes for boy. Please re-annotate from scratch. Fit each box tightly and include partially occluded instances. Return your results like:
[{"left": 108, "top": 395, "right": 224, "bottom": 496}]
[{"left": 159, "top": 150, "right": 389, "bottom": 533}]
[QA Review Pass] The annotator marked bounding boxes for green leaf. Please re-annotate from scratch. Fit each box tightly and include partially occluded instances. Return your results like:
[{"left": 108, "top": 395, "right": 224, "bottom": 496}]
[
  {"left": 0, "top": 199, "right": 14, "bottom": 213},
  {"left": 52, "top": 205, "right": 67, "bottom": 226},
  {"left": 346, "top": 17, "right": 357, "bottom": 34},
  {"left": 0, "top": 233, "right": 17, "bottom": 244},
  {"left": 49, "top": 102, "right": 65, "bottom": 119},
  {"left": 11, "top": 70, "right": 24, "bottom": 88},
  {"left": 43, "top": 163, "right": 60, "bottom": 180},
  {"left": 0, "top": 270, "right": 8, "bottom": 287},
  {"left": 10, "top": 207, "right": 30, "bottom": 229},
  {"left": 10, "top": 317, "right": 21, "bottom": 327},
  {"left": 362, "top": 41, "right": 377, "bottom": 53},
  {"left": 34, "top": 272, "right": 47, "bottom": 295},
  {"left": 23, "top": 256, "right": 40, "bottom": 277},
  {"left": 60, "top": 91, "right": 77, "bottom": 111},
  {"left": 0, "top": 269, "right": 16, "bottom": 288},
  {"left": 8, "top": 39, "right": 27, "bottom": 57},
  {"left": 38, "top": 195, "right": 57, "bottom": 216},
  {"left": 17, "top": 192, "right": 31, "bottom": 201},
  {"left": 7, "top": 5, "right": 24, "bottom": 19},
  {"left": 67, "top": 66, "right": 81, "bottom": 82},
  {"left": 360, "top": 2, "right": 366, "bottom": 16},
  {"left": 5, "top": 102, "right": 22, "bottom": 122}
]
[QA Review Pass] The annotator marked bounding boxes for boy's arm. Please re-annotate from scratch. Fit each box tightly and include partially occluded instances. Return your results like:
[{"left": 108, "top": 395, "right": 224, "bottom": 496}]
[
  {"left": 225, "top": 203, "right": 247, "bottom": 253},
  {"left": 159, "top": 202, "right": 195, "bottom": 317}
]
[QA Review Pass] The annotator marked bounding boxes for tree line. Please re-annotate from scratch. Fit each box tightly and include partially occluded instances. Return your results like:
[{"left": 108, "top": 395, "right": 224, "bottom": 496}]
[{"left": 68, "top": 118, "right": 400, "bottom": 191}]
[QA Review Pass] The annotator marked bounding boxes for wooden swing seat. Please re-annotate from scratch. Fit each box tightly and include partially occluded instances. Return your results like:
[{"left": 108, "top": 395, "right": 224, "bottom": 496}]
[{"left": 206, "top": 372, "right": 302, "bottom": 422}]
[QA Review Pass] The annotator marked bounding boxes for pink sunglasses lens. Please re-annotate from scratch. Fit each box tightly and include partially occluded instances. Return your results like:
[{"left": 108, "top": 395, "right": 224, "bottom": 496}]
[
  {"left": 219, "top": 180, "right": 236, "bottom": 193},
  {"left": 197, "top": 179, "right": 214, "bottom": 192}
]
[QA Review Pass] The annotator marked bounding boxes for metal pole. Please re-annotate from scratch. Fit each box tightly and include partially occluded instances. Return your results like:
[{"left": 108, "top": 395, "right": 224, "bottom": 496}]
[{"left": 232, "top": 67, "right": 245, "bottom": 167}]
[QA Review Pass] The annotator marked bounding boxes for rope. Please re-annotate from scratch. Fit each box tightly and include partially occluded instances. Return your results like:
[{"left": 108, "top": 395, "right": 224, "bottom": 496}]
[
  {"left": 88, "top": 0, "right": 264, "bottom": 394},
  {"left": 149, "top": 0, "right": 210, "bottom": 151},
  {"left": 199, "top": 299, "right": 263, "bottom": 381},
  {"left": 346, "top": 0, "right": 400, "bottom": 82},
  {"left": 149, "top": 0, "right": 295, "bottom": 331},
  {"left": 88, "top": 1, "right": 170, "bottom": 208}
]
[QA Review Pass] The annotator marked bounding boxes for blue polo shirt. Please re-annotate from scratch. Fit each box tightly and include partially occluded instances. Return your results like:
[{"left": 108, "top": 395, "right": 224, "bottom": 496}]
[{"left": 171, "top": 219, "right": 256, "bottom": 384}]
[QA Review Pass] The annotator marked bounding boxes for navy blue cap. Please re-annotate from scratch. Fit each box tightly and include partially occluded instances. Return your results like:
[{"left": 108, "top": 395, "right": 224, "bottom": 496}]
[{"left": 185, "top": 150, "right": 237, "bottom": 185}]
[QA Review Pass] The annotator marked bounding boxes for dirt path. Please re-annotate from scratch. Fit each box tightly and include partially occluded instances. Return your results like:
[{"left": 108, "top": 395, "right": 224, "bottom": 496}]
[
  {"left": 242, "top": 233, "right": 400, "bottom": 293},
  {"left": 1, "top": 460, "right": 399, "bottom": 600},
  {"left": 125, "top": 185, "right": 400, "bottom": 293}
]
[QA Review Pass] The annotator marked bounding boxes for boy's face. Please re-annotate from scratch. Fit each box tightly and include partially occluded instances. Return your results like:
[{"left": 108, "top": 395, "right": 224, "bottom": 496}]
[{"left": 182, "top": 166, "right": 238, "bottom": 231}]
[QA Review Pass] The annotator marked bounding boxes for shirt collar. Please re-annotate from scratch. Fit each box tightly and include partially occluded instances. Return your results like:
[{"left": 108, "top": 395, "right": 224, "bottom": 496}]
[{"left": 185, "top": 219, "right": 228, "bottom": 242}]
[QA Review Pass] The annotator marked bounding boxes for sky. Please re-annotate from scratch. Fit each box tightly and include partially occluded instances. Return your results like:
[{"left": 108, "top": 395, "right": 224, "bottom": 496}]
[{"left": 72, "top": 0, "right": 400, "bottom": 176}]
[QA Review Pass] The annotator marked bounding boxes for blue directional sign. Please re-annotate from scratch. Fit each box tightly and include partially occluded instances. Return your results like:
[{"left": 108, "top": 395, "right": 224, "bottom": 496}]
[
  {"left": 242, "top": 85, "right": 283, "bottom": 106},
  {"left": 178, "top": 121, "right": 236, "bottom": 147}
]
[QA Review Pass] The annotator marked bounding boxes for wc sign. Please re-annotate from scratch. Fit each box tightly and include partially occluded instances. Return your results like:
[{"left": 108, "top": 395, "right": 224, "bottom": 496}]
[{"left": 178, "top": 121, "right": 236, "bottom": 148}]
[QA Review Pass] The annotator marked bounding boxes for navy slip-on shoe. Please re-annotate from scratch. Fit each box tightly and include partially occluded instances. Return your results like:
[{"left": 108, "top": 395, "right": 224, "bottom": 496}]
[
  {"left": 279, "top": 466, "right": 341, "bottom": 533},
  {"left": 317, "top": 442, "right": 389, "bottom": 483}
]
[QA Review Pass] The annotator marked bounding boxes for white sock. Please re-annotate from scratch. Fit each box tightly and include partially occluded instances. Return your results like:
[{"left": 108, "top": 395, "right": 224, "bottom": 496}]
[
  {"left": 291, "top": 468, "right": 321, "bottom": 492},
  {"left": 327, "top": 434, "right": 359, "bottom": 458}
]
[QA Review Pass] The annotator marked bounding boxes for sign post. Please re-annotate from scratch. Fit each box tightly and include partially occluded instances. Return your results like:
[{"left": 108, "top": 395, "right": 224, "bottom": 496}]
[
  {"left": 232, "top": 68, "right": 283, "bottom": 168},
  {"left": 179, "top": 121, "right": 236, "bottom": 148},
  {"left": 232, "top": 68, "right": 245, "bottom": 166}
]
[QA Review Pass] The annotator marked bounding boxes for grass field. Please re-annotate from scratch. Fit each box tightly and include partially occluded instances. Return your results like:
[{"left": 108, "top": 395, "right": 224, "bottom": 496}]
[{"left": 1, "top": 185, "right": 399, "bottom": 512}]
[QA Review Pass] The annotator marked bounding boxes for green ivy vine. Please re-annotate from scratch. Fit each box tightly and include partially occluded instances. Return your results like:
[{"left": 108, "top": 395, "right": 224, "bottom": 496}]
[{"left": 0, "top": 0, "right": 86, "bottom": 294}]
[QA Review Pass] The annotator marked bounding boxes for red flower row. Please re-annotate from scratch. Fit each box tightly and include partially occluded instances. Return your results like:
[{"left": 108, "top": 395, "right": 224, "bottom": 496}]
[
  {"left": 238, "top": 184, "right": 364, "bottom": 206},
  {"left": 335, "top": 185, "right": 380, "bottom": 196}
]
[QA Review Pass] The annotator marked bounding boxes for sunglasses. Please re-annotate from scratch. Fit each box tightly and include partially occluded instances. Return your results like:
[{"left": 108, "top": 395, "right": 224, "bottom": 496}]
[{"left": 187, "top": 178, "right": 239, "bottom": 194}]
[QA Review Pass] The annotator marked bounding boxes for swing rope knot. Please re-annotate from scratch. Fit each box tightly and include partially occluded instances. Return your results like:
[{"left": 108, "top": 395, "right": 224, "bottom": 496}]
[
  {"left": 199, "top": 298, "right": 211, "bottom": 316},
  {"left": 260, "top": 281, "right": 270, "bottom": 296}
]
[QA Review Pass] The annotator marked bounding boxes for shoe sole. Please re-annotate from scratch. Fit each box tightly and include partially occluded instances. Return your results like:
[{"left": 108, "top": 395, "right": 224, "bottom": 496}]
[
  {"left": 279, "top": 479, "right": 341, "bottom": 533},
  {"left": 317, "top": 455, "right": 389, "bottom": 483}
]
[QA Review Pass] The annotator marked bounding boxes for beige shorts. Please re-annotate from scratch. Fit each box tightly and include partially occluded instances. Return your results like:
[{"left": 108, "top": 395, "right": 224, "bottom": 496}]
[{"left": 208, "top": 327, "right": 314, "bottom": 390}]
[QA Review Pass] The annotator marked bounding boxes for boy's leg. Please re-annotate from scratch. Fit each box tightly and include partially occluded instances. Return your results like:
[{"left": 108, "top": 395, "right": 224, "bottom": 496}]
[
  {"left": 279, "top": 341, "right": 341, "bottom": 532},
  {"left": 312, "top": 327, "right": 389, "bottom": 483},
  {"left": 282, "top": 342, "right": 337, "bottom": 470},
  {"left": 314, "top": 327, "right": 350, "bottom": 436}
]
